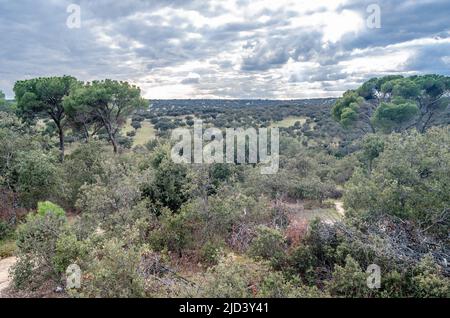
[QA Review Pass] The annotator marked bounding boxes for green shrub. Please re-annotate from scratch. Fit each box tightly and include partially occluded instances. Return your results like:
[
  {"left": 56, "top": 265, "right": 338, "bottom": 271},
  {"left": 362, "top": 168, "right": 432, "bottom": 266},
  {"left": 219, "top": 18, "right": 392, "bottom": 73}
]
[
  {"left": 287, "top": 244, "right": 318, "bottom": 284},
  {"left": 11, "top": 257, "right": 34, "bottom": 289},
  {"left": 182, "top": 192, "right": 272, "bottom": 245},
  {"left": 12, "top": 210, "right": 68, "bottom": 289},
  {"left": 149, "top": 208, "right": 192, "bottom": 255},
  {"left": 131, "top": 120, "right": 141, "bottom": 129},
  {"left": 249, "top": 225, "right": 286, "bottom": 269},
  {"left": 344, "top": 128, "right": 450, "bottom": 237},
  {"left": 287, "top": 219, "right": 341, "bottom": 283},
  {"left": 77, "top": 238, "right": 146, "bottom": 298},
  {"left": 335, "top": 239, "right": 382, "bottom": 270},
  {"left": 37, "top": 201, "right": 66, "bottom": 218},
  {"left": 410, "top": 255, "right": 450, "bottom": 298},
  {"left": 196, "top": 254, "right": 269, "bottom": 298},
  {"left": 117, "top": 135, "right": 133, "bottom": 149},
  {"left": 327, "top": 255, "right": 373, "bottom": 298},
  {"left": 200, "top": 240, "right": 224, "bottom": 267},
  {"left": 0, "top": 220, "right": 12, "bottom": 240},
  {"left": 379, "top": 270, "right": 409, "bottom": 298},
  {"left": 13, "top": 149, "right": 61, "bottom": 208},
  {"left": 62, "top": 140, "right": 108, "bottom": 208},
  {"left": 126, "top": 130, "right": 136, "bottom": 137},
  {"left": 141, "top": 144, "right": 193, "bottom": 212},
  {"left": 195, "top": 254, "right": 327, "bottom": 298},
  {"left": 53, "top": 233, "right": 90, "bottom": 275},
  {"left": 75, "top": 158, "right": 142, "bottom": 227},
  {"left": 259, "top": 272, "right": 329, "bottom": 298}
]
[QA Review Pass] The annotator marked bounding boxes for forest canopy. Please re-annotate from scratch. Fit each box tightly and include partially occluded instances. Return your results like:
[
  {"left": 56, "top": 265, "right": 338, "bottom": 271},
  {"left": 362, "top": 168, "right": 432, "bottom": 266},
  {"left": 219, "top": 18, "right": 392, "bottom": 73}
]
[{"left": 332, "top": 75, "right": 450, "bottom": 133}]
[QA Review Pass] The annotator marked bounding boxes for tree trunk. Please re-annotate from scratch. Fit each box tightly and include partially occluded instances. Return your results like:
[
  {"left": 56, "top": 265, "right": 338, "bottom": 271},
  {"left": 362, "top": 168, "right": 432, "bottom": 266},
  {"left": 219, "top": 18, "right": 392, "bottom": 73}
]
[
  {"left": 105, "top": 124, "right": 118, "bottom": 153},
  {"left": 82, "top": 123, "right": 90, "bottom": 143},
  {"left": 99, "top": 114, "right": 118, "bottom": 153},
  {"left": 111, "top": 136, "right": 118, "bottom": 153},
  {"left": 420, "top": 111, "right": 434, "bottom": 133},
  {"left": 58, "top": 124, "right": 65, "bottom": 162}
]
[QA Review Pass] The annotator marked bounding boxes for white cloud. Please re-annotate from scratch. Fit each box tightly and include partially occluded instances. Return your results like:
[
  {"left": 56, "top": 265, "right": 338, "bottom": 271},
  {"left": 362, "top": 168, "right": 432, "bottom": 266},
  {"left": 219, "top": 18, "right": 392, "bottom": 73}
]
[{"left": 322, "top": 10, "right": 364, "bottom": 43}]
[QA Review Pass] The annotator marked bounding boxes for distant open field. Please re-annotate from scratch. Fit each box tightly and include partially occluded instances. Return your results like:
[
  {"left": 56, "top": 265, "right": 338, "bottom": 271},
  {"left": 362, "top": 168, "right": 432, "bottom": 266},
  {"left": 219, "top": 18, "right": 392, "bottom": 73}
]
[
  {"left": 64, "top": 118, "right": 156, "bottom": 154},
  {"left": 122, "top": 118, "right": 156, "bottom": 147},
  {"left": 132, "top": 121, "right": 156, "bottom": 146}
]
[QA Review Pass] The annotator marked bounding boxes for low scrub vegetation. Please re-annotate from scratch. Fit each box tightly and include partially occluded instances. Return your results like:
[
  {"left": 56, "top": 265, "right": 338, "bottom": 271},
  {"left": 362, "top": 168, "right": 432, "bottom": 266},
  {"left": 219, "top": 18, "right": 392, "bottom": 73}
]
[{"left": 0, "top": 75, "right": 449, "bottom": 298}]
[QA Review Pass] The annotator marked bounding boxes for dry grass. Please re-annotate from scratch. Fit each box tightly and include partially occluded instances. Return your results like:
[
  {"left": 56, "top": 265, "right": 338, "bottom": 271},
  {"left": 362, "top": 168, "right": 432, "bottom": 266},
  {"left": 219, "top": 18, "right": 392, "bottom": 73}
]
[
  {"left": 122, "top": 119, "right": 156, "bottom": 147},
  {"left": 280, "top": 200, "right": 343, "bottom": 223},
  {"left": 132, "top": 121, "right": 156, "bottom": 146}
]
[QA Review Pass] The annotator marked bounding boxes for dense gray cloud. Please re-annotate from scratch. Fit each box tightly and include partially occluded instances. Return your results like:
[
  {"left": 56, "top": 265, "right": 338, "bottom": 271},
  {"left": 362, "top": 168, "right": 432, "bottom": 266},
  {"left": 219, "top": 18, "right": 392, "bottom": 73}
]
[{"left": 0, "top": 0, "right": 449, "bottom": 99}]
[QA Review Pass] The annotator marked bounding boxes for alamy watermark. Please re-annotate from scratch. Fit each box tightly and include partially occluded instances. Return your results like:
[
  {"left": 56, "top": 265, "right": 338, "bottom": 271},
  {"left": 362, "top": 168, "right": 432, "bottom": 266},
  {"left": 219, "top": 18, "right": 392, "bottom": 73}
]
[
  {"left": 66, "top": 263, "right": 81, "bottom": 289},
  {"left": 366, "top": 264, "right": 381, "bottom": 289},
  {"left": 66, "top": 4, "right": 81, "bottom": 29},
  {"left": 170, "top": 120, "right": 279, "bottom": 174},
  {"left": 366, "top": 4, "right": 381, "bottom": 29}
]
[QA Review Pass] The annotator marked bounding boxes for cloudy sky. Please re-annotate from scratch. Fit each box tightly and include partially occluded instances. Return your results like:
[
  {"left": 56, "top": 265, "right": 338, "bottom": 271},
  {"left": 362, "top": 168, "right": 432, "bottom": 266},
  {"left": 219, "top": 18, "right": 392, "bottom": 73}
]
[{"left": 0, "top": 0, "right": 449, "bottom": 99}]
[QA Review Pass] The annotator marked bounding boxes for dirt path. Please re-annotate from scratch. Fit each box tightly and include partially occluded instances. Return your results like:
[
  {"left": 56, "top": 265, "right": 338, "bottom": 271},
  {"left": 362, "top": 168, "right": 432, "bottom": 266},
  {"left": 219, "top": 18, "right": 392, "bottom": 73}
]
[
  {"left": 334, "top": 201, "right": 345, "bottom": 217},
  {"left": 0, "top": 257, "right": 16, "bottom": 296}
]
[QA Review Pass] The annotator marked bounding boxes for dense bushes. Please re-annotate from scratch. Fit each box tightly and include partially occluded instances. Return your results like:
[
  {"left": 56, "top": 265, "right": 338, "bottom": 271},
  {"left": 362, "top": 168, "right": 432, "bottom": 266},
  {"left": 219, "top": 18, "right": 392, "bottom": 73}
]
[
  {"left": 0, "top": 220, "right": 12, "bottom": 240},
  {"left": 61, "top": 141, "right": 109, "bottom": 208},
  {"left": 180, "top": 191, "right": 273, "bottom": 252},
  {"left": 13, "top": 150, "right": 61, "bottom": 208},
  {"left": 249, "top": 225, "right": 286, "bottom": 268},
  {"left": 7, "top": 132, "right": 449, "bottom": 298},
  {"left": 141, "top": 145, "right": 194, "bottom": 212},
  {"left": 53, "top": 232, "right": 89, "bottom": 275},
  {"left": 191, "top": 255, "right": 328, "bottom": 298},
  {"left": 37, "top": 201, "right": 65, "bottom": 218},
  {"left": 12, "top": 202, "right": 68, "bottom": 289},
  {"left": 410, "top": 255, "right": 450, "bottom": 298},
  {"left": 242, "top": 144, "right": 342, "bottom": 203},
  {"left": 344, "top": 127, "right": 450, "bottom": 237},
  {"left": 199, "top": 240, "right": 224, "bottom": 267},
  {"left": 76, "top": 238, "right": 147, "bottom": 298},
  {"left": 0, "top": 126, "right": 60, "bottom": 207},
  {"left": 75, "top": 156, "right": 144, "bottom": 228},
  {"left": 2, "top": 94, "right": 449, "bottom": 298},
  {"left": 148, "top": 208, "right": 192, "bottom": 256},
  {"left": 326, "top": 255, "right": 372, "bottom": 298}
]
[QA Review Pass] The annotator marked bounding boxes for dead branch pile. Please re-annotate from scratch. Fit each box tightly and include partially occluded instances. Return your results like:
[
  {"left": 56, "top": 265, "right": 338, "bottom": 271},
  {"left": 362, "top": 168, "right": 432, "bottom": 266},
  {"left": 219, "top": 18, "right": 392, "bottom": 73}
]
[{"left": 325, "top": 214, "right": 449, "bottom": 276}]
